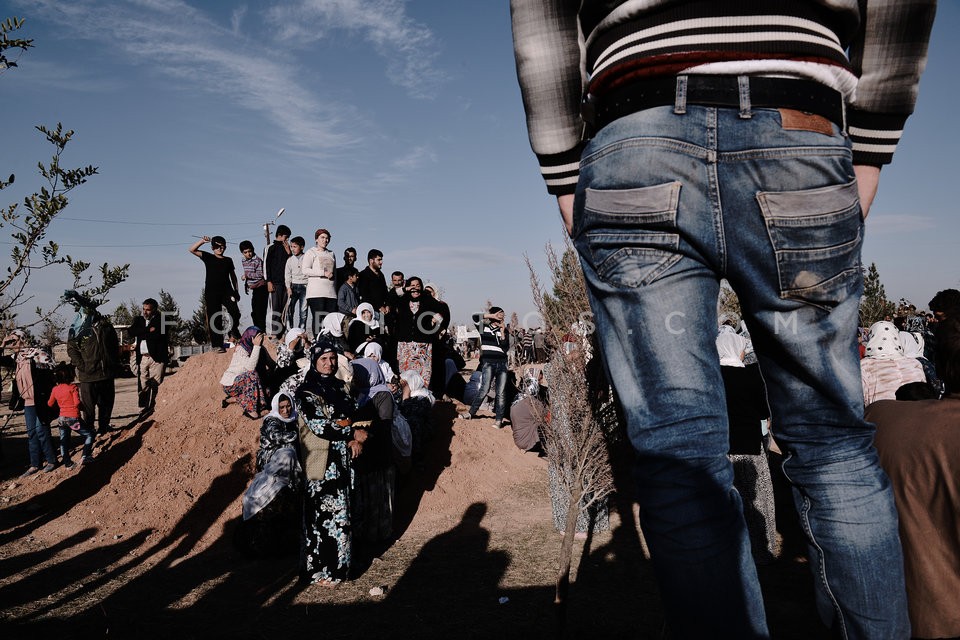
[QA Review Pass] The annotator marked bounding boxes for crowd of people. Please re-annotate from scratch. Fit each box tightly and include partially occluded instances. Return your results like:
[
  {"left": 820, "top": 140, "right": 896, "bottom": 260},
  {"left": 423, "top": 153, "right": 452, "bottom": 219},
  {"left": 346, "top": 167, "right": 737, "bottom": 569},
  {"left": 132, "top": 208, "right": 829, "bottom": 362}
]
[{"left": 3, "top": 218, "right": 958, "bottom": 630}]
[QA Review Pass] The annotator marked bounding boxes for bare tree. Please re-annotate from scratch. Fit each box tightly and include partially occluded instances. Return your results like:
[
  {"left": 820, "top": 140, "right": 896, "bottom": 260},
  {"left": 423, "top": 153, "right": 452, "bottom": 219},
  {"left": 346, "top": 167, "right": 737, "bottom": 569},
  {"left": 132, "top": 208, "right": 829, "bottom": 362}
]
[{"left": 526, "top": 239, "right": 616, "bottom": 624}]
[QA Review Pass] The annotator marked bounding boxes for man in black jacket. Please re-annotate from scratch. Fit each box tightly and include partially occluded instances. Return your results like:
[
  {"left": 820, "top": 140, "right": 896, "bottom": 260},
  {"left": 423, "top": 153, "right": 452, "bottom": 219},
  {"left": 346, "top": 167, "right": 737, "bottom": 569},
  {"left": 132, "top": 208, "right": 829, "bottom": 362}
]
[
  {"left": 264, "top": 225, "right": 291, "bottom": 339},
  {"left": 129, "top": 297, "right": 169, "bottom": 412}
]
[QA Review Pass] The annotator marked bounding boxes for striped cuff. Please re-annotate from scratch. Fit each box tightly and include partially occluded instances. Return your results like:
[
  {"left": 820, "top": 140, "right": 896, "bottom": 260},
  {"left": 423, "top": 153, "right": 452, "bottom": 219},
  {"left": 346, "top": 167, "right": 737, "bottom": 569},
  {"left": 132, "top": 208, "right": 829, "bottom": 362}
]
[
  {"left": 538, "top": 146, "right": 584, "bottom": 196},
  {"left": 848, "top": 111, "right": 909, "bottom": 167}
]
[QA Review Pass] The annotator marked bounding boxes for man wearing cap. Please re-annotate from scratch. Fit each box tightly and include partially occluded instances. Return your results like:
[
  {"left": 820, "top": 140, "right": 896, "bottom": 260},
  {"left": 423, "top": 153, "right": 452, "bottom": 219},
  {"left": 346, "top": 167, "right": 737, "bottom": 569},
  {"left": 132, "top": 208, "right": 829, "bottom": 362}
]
[{"left": 512, "top": 1, "right": 936, "bottom": 636}]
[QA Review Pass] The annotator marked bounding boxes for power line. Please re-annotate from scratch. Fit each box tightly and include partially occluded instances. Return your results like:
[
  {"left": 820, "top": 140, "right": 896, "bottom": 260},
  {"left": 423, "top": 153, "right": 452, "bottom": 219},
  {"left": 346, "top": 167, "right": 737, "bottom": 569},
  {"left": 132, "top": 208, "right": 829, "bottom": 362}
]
[{"left": 58, "top": 216, "right": 263, "bottom": 226}]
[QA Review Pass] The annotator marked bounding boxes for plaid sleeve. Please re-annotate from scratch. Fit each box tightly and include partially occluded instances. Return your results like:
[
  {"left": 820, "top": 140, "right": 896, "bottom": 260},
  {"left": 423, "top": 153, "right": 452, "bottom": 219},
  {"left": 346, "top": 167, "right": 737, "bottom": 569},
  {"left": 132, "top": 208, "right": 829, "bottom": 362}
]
[
  {"left": 847, "top": 0, "right": 937, "bottom": 166},
  {"left": 511, "top": 0, "right": 585, "bottom": 196}
]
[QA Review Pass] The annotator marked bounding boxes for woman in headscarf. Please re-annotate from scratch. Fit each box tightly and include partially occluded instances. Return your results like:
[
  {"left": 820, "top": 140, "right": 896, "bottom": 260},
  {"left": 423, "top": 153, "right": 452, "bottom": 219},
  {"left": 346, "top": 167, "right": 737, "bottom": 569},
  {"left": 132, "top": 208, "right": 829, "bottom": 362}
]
[
  {"left": 899, "top": 329, "right": 942, "bottom": 394},
  {"left": 1, "top": 330, "right": 58, "bottom": 475},
  {"left": 398, "top": 369, "right": 435, "bottom": 464},
  {"left": 350, "top": 358, "right": 397, "bottom": 545},
  {"left": 295, "top": 341, "right": 367, "bottom": 586},
  {"left": 509, "top": 368, "right": 545, "bottom": 453},
  {"left": 861, "top": 321, "right": 926, "bottom": 405},
  {"left": 220, "top": 326, "right": 266, "bottom": 419},
  {"left": 238, "top": 392, "right": 303, "bottom": 555},
  {"left": 716, "top": 323, "right": 777, "bottom": 563},
  {"left": 269, "top": 327, "right": 309, "bottom": 393},
  {"left": 319, "top": 311, "right": 351, "bottom": 356},
  {"left": 362, "top": 341, "right": 397, "bottom": 385},
  {"left": 347, "top": 302, "right": 381, "bottom": 358}
]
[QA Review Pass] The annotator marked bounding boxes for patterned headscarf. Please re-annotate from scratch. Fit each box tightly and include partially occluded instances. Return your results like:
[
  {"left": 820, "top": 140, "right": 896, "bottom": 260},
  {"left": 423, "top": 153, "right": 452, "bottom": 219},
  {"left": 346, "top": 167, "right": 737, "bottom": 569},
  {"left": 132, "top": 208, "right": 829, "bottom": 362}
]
[
  {"left": 899, "top": 330, "right": 924, "bottom": 359},
  {"left": 865, "top": 321, "right": 904, "bottom": 360},
  {"left": 238, "top": 326, "right": 261, "bottom": 355}
]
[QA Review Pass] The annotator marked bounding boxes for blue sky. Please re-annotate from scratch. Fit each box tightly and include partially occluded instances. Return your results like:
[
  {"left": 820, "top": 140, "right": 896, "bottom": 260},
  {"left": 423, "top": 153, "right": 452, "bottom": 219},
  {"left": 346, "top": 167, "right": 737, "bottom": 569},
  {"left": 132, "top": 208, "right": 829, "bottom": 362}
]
[{"left": 2, "top": 0, "right": 958, "bottom": 332}]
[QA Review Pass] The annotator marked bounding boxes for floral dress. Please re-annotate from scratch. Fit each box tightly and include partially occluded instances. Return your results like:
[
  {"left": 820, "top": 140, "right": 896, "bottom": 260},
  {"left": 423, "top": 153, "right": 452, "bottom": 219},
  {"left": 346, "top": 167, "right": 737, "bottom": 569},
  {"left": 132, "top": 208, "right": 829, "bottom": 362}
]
[{"left": 296, "top": 383, "right": 357, "bottom": 584}]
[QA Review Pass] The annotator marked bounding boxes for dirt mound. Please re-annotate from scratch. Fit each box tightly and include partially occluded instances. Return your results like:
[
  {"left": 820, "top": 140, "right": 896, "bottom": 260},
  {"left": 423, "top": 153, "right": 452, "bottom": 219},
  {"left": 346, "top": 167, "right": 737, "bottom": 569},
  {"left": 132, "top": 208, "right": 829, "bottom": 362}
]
[{"left": 2, "top": 351, "right": 546, "bottom": 553}]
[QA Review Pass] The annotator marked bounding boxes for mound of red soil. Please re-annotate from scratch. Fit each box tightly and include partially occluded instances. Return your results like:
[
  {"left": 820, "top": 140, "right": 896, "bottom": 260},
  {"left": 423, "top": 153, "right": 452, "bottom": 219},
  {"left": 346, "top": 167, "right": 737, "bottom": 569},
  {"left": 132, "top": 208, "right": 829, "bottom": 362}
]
[{"left": 2, "top": 351, "right": 546, "bottom": 553}]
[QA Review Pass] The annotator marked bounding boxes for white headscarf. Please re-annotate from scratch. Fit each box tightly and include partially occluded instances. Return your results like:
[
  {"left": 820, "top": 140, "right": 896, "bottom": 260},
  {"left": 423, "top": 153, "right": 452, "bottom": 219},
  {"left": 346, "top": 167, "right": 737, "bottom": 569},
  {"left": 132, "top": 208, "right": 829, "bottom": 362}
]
[
  {"left": 865, "top": 321, "right": 904, "bottom": 360},
  {"left": 266, "top": 392, "right": 298, "bottom": 423},
  {"left": 401, "top": 370, "right": 435, "bottom": 404},
  {"left": 284, "top": 327, "right": 306, "bottom": 350},
  {"left": 716, "top": 328, "right": 748, "bottom": 368},
  {"left": 352, "top": 303, "right": 379, "bottom": 329},
  {"left": 899, "top": 330, "right": 924, "bottom": 359},
  {"left": 361, "top": 341, "right": 383, "bottom": 360},
  {"left": 320, "top": 312, "right": 346, "bottom": 338}
]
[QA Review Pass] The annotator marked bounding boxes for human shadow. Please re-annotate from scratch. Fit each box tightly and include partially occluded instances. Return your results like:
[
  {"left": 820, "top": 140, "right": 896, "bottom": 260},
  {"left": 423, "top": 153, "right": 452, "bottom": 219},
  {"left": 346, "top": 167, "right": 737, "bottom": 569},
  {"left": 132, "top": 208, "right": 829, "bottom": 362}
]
[
  {"left": 0, "top": 420, "right": 156, "bottom": 544},
  {"left": 391, "top": 400, "right": 457, "bottom": 539}
]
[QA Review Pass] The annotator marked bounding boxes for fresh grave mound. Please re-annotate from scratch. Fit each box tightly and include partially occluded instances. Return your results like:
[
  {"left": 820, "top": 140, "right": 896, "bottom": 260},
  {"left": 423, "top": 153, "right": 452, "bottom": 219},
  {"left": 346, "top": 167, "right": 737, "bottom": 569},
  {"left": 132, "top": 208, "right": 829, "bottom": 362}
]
[{"left": 6, "top": 350, "right": 546, "bottom": 554}]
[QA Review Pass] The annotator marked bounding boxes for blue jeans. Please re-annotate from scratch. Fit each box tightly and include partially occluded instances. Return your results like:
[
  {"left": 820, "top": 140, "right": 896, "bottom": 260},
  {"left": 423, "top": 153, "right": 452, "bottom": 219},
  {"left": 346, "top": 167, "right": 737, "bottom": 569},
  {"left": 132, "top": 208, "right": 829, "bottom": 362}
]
[
  {"left": 23, "top": 405, "right": 57, "bottom": 467},
  {"left": 287, "top": 284, "right": 307, "bottom": 330},
  {"left": 469, "top": 360, "right": 508, "bottom": 421},
  {"left": 573, "top": 96, "right": 907, "bottom": 638},
  {"left": 58, "top": 416, "right": 95, "bottom": 462}
]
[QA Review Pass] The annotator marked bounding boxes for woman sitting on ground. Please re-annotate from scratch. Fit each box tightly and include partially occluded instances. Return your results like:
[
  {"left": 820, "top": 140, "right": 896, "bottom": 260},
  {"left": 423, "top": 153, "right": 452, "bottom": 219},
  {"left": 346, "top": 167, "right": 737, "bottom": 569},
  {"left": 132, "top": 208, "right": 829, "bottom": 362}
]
[
  {"left": 347, "top": 302, "right": 381, "bottom": 358},
  {"left": 509, "top": 368, "right": 546, "bottom": 454},
  {"left": 320, "top": 311, "right": 352, "bottom": 357},
  {"left": 296, "top": 341, "right": 367, "bottom": 586},
  {"left": 220, "top": 326, "right": 266, "bottom": 419},
  {"left": 861, "top": 320, "right": 926, "bottom": 405},
  {"left": 271, "top": 327, "right": 310, "bottom": 391},
  {"left": 350, "top": 358, "right": 398, "bottom": 545},
  {"left": 398, "top": 370, "right": 434, "bottom": 464},
  {"left": 239, "top": 392, "right": 303, "bottom": 555}
]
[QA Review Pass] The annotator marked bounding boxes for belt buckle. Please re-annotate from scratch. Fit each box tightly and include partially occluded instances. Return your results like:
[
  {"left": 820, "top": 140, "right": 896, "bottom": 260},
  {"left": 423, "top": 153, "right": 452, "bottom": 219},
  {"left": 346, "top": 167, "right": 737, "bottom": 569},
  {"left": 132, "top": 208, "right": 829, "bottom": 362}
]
[{"left": 580, "top": 93, "right": 598, "bottom": 140}]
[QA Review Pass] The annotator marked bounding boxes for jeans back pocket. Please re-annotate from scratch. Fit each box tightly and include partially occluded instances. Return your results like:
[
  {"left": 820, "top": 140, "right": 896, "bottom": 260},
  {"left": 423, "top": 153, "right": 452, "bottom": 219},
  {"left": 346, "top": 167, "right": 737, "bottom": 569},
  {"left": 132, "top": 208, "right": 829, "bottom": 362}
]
[
  {"left": 757, "top": 180, "right": 862, "bottom": 309},
  {"left": 580, "top": 181, "right": 682, "bottom": 288}
]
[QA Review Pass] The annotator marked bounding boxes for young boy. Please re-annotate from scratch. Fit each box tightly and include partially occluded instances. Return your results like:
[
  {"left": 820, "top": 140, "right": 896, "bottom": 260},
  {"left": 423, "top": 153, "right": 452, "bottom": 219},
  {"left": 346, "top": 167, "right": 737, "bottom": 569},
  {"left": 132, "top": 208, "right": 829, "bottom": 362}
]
[
  {"left": 285, "top": 236, "right": 308, "bottom": 331},
  {"left": 337, "top": 266, "right": 360, "bottom": 316},
  {"left": 239, "top": 240, "right": 268, "bottom": 331},
  {"left": 47, "top": 363, "right": 95, "bottom": 468}
]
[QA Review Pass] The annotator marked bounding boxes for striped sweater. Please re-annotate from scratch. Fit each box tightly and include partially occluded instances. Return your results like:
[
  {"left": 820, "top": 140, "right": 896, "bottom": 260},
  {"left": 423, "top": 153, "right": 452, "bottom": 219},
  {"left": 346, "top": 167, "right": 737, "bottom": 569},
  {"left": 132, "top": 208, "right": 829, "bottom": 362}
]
[
  {"left": 473, "top": 314, "right": 509, "bottom": 362},
  {"left": 511, "top": 0, "right": 937, "bottom": 195}
]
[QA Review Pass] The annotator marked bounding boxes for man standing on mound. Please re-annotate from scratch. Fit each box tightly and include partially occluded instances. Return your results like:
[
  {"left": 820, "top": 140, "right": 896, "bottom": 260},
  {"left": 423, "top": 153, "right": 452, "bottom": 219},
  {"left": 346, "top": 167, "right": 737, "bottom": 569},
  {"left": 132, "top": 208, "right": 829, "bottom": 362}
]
[
  {"left": 512, "top": 0, "right": 935, "bottom": 637},
  {"left": 130, "top": 297, "right": 169, "bottom": 413},
  {"left": 461, "top": 306, "right": 510, "bottom": 428}
]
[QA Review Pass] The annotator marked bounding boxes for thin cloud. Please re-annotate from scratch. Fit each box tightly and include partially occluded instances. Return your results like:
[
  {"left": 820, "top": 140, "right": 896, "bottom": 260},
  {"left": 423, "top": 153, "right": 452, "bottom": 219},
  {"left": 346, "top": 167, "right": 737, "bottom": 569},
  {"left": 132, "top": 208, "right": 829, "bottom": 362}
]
[
  {"left": 266, "top": 0, "right": 447, "bottom": 99},
  {"left": 17, "top": 0, "right": 365, "bottom": 154},
  {"left": 867, "top": 213, "right": 937, "bottom": 234},
  {"left": 373, "top": 145, "right": 438, "bottom": 185}
]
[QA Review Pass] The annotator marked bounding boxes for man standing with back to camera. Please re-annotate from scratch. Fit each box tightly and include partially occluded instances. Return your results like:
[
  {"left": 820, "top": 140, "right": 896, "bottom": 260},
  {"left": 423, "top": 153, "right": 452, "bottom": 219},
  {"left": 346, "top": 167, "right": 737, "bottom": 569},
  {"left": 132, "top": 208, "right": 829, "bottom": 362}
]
[{"left": 512, "top": 1, "right": 936, "bottom": 638}]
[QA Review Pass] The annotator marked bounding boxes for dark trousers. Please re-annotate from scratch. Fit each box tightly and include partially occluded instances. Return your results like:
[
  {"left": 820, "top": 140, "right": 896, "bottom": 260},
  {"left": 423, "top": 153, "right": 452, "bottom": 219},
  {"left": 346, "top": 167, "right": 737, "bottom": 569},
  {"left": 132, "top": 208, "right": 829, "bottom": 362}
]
[
  {"left": 250, "top": 285, "right": 268, "bottom": 332},
  {"left": 80, "top": 378, "right": 116, "bottom": 433},
  {"left": 307, "top": 297, "right": 337, "bottom": 337},
  {"left": 205, "top": 289, "right": 241, "bottom": 349},
  {"left": 268, "top": 285, "right": 288, "bottom": 337}
]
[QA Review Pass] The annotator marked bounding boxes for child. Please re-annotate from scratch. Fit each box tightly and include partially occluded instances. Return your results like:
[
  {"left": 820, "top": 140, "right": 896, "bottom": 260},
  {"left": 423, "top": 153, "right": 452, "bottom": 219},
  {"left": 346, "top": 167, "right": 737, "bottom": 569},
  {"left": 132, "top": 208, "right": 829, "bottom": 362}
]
[
  {"left": 284, "top": 236, "right": 308, "bottom": 331},
  {"left": 239, "top": 240, "right": 268, "bottom": 331},
  {"left": 47, "top": 363, "right": 95, "bottom": 468}
]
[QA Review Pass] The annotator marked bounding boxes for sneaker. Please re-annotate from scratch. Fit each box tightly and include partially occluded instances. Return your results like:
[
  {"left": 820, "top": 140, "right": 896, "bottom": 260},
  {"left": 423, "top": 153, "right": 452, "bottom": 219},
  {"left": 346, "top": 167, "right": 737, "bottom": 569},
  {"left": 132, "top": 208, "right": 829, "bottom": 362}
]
[
  {"left": 81, "top": 456, "right": 93, "bottom": 466},
  {"left": 459, "top": 412, "right": 473, "bottom": 420},
  {"left": 492, "top": 420, "right": 504, "bottom": 429},
  {"left": 216, "top": 346, "right": 227, "bottom": 353},
  {"left": 42, "top": 463, "right": 57, "bottom": 473},
  {"left": 19, "top": 466, "right": 39, "bottom": 478},
  {"left": 63, "top": 461, "right": 76, "bottom": 470}
]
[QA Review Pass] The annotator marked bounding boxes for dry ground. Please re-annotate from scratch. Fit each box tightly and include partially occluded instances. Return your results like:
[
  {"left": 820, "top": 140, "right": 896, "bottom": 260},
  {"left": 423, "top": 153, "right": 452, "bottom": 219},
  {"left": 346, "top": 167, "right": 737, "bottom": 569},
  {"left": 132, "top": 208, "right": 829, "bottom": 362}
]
[{"left": 0, "top": 353, "right": 826, "bottom": 639}]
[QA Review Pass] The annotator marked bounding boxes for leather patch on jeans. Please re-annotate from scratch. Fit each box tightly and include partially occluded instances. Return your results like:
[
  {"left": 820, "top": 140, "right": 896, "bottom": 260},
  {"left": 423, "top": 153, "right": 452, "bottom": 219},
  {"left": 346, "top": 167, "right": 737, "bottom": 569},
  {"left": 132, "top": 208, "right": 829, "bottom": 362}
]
[{"left": 779, "top": 108, "right": 833, "bottom": 135}]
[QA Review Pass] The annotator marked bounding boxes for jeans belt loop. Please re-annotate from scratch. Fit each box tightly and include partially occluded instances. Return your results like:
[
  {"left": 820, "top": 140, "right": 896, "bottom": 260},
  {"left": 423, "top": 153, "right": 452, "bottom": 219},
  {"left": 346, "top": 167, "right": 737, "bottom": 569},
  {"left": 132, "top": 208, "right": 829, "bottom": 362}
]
[
  {"left": 737, "top": 75, "right": 752, "bottom": 119},
  {"left": 674, "top": 75, "right": 688, "bottom": 115}
]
